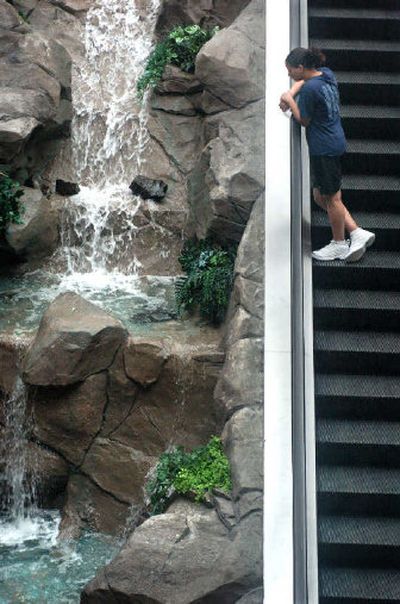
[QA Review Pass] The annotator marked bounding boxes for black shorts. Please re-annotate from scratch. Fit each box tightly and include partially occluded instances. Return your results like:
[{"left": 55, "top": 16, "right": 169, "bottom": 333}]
[{"left": 310, "top": 155, "right": 342, "bottom": 195}]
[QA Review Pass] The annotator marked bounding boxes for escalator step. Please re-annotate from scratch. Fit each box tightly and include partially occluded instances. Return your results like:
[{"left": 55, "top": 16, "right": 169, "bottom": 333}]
[
  {"left": 310, "top": 38, "right": 400, "bottom": 72},
  {"left": 319, "top": 566, "right": 400, "bottom": 603},
  {"left": 314, "top": 288, "right": 400, "bottom": 331},
  {"left": 312, "top": 211, "right": 400, "bottom": 251},
  {"left": 342, "top": 175, "right": 400, "bottom": 192},
  {"left": 317, "top": 418, "right": 400, "bottom": 465},
  {"left": 314, "top": 329, "right": 400, "bottom": 374},
  {"left": 309, "top": 8, "right": 400, "bottom": 41},
  {"left": 318, "top": 464, "right": 400, "bottom": 496},
  {"left": 313, "top": 251, "right": 400, "bottom": 291},
  {"left": 315, "top": 373, "right": 400, "bottom": 420}
]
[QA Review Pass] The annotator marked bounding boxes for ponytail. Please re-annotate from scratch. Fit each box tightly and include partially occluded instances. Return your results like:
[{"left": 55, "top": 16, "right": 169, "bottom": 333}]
[{"left": 286, "top": 47, "right": 326, "bottom": 69}]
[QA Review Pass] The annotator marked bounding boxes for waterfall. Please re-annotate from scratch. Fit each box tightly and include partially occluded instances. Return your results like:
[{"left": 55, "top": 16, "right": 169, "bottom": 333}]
[
  {"left": 60, "top": 0, "right": 161, "bottom": 288},
  {"left": 0, "top": 380, "right": 43, "bottom": 543}
]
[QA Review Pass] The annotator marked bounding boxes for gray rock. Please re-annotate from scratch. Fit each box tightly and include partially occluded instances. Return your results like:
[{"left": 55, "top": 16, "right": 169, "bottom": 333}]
[
  {"left": 58, "top": 473, "right": 131, "bottom": 539},
  {"left": 29, "top": 442, "right": 69, "bottom": 507},
  {"left": 33, "top": 373, "right": 108, "bottom": 466},
  {"left": 156, "top": 0, "right": 251, "bottom": 34},
  {"left": 155, "top": 65, "right": 203, "bottom": 95},
  {"left": 0, "top": 1, "right": 72, "bottom": 179},
  {"left": 222, "top": 406, "right": 263, "bottom": 498},
  {"left": 22, "top": 293, "right": 128, "bottom": 386},
  {"left": 5, "top": 187, "right": 60, "bottom": 259},
  {"left": 129, "top": 175, "right": 168, "bottom": 201},
  {"left": 123, "top": 338, "right": 168, "bottom": 387},
  {"left": 196, "top": 0, "right": 265, "bottom": 109},
  {"left": 188, "top": 100, "right": 264, "bottom": 243},
  {"left": 81, "top": 437, "right": 155, "bottom": 505},
  {"left": 81, "top": 500, "right": 262, "bottom": 603},
  {"left": 236, "top": 587, "right": 264, "bottom": 604},
  {"left": 0, "top": 0, "right": 22, "bottom": 30}
]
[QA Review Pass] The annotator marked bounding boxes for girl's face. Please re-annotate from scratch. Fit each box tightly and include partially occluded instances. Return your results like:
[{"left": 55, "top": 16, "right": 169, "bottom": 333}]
[{"left": 286, "top": 62, "right": 305, "bottom": 81}]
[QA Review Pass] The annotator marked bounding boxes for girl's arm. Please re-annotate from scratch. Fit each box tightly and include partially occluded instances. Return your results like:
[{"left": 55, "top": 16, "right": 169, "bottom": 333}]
[
  {"left": 280, "top": 92, "right": 310, "bottom": 127},
  {"left": 279, "top": 80, "right": 305, "bottom": 111},
  {"left": 289, "top": 80, "right": 305, "bottom": 97}
]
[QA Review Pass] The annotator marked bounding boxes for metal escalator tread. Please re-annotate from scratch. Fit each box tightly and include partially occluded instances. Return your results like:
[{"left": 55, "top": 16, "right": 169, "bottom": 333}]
[
  {"left": 346, "top": 139, "right": 398, "bottom": 154},
  {"left": 317, "top": 418, "right": 400, "bottom": 446},
  {"left": 310, "top": 38, "right": 400, "bottom": 52},
  {"left": 341, "top": 105, "right": 400, "bottom": 119},
  {"left": 312, "top": 210, "right": 400, "bottom": 229},
  {"left": 313, "top": 250, "right": 400, "bottom": 269},
  {"left": 314, "top": 289, "right": 400, "bottom": 311},
  {"left": 342, "top": 175, "right": 400, "bottom": 191},
  {"left": 314, "top": 330, "right": 400, "bottom": 354},
  {"left": 319, "top": 566, "right": 400, "bottom": 600},
  {"left": 318, "top": 464, "right": 400, "bottom": 495},
  {"left": 336, "top": 71, "right": 400, "bottom": 85},
  {"left": 319, "top": 514, "right": 400, "bottom": 546},
  {"left": 310, "top": 8, "right": 400, "bottom": 20},
  {"left": 315, "top": 373, "right": 400, "bottom": 399}
]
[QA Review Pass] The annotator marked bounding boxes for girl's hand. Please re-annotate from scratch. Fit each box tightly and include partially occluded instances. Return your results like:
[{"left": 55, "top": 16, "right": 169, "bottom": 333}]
[{"left": 279, "top": 91, "right": 293, "bottom": 111}]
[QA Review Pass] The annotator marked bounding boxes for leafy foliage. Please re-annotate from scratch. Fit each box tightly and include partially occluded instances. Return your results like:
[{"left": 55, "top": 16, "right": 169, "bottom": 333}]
[
  {"left": 0, "top": 173, "right": 24, "bottom": 232},
  {"left": 176, "top": 239, "right": 236, "bottom": 324},
  {"left": 146, "top": 437, "right": 232, "bottom": 515},
  {"left": 137, "top": 24, "right": 219, "bottom": 98}
]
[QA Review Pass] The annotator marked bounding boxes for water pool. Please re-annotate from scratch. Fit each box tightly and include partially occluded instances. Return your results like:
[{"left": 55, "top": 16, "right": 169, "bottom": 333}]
[{"left": 0, "top": 511, "right": 119, "bottom": 603}]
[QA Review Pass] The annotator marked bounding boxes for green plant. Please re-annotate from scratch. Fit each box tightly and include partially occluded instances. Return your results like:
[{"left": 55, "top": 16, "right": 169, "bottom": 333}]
[
  {"left": 18, "top": 10, "right": 30, "bottom": 23},
  {"left": 0, "top": 173, "right": 24, "bottom": 232},
  {"left": 175, "top": 239, "right": 236, "bottom": 324},
  {"left": 137, "top": 24, "right": 219, "bottom": 98},
  {"left": 146, "top": 436, "right": 232, "bottom": 515}
]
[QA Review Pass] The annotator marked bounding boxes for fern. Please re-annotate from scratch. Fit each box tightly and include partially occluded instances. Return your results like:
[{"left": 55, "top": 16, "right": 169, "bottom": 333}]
[
  {"left": 137, "top": 25, "right": 219, "bottom": 98},
  {"left": 176, "top": 239, "right": 236, "bottom": 324}
]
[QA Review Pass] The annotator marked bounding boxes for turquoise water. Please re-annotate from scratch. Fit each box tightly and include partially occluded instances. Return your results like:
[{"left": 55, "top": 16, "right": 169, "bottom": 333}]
[
  {"left": 0, "top": 511, "right": 119, "bottom": 603},
  {"left": 0, "top": 270, "right": 178, "bottom": 335}
]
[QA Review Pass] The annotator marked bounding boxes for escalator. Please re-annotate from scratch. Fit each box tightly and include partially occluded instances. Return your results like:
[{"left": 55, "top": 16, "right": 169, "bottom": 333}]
[{"left": 309, "top": 1, "right": 400, "bottom": 601}]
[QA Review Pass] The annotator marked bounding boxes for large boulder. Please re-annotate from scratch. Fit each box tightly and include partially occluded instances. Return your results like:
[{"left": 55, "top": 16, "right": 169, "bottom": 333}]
[
  {"left": 185, "top": 0, "right": 264, "bottom": 243},
  {"left": 5, "top": 187, "right": 60, "bottom": 259},
  {"left": 195, "top": 0, "right": 264, "bottom": 109},
  {"left": 0, "top": 0, "right": 73, "bottom": 180},
  {"left": 188, "top": 102, "right": 264, "bottom": 242},
  {"left": 22, "top": 293, "right": 128, "bottom": 386},
  {"left": 81, "top": 500, "right": 262, "bottom": 603},
  {"left": 156, "top": 0, "right": 252, "bottom": 34}
]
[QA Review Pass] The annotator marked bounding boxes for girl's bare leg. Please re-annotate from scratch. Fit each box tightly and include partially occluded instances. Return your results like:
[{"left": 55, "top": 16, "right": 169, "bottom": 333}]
[{"left": 313, "top": 187, "right": 358, "bottom": 236}]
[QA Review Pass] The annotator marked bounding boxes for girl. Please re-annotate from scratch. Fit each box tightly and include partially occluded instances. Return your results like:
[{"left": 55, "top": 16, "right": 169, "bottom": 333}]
[{"left": 280, "top": 47, "right": 375, "bottom": 262}]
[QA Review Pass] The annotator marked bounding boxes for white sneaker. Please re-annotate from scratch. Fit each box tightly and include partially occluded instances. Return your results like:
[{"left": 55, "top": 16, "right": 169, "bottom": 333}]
[
  {"left": 343, "top": 228, "right": 375, "bottom": 263},
  {"left": 312, "top": 240, "right": 349, "bottom": 261}
]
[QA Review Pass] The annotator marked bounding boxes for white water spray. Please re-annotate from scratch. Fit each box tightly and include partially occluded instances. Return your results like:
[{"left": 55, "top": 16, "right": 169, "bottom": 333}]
[
  {"left": 2, "top": 379, "right": 36, "bottom": 522},
  {"left": 61, "top": 0, "right": 161, "bottom": 284}
]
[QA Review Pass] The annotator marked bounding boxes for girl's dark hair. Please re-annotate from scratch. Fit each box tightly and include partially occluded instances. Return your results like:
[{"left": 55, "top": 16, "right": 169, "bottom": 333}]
[{"left": 286, "top": 47, "right": 326, "bottom": 69}]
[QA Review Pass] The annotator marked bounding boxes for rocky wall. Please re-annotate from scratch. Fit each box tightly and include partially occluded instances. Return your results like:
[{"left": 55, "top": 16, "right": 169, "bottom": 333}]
[
  {"left": 81, "top": 185, "right": 264, "bottom": 604},
  {"left": 0, "top": 292, "right": 225, "bottom": 535},
  {"left": 143, "top": 0, "right": 265, "bottom": 245}
]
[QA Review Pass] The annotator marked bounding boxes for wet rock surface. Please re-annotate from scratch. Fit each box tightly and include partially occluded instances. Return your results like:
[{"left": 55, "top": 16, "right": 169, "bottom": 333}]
[
  {"left": 10, "top": 297, "right": 225, "bottom": 535},
  {"left": 5, "top": 187, "right": 61, "bottom": 260},
  {"left": 80, "top": 180, "right": 264, "bottom": 602},
  {"left": 22, "top": 292, "right": 128, "bottom": 386},
  {"left": 0, "top": 0, "right": 74, "bottom": 181}
]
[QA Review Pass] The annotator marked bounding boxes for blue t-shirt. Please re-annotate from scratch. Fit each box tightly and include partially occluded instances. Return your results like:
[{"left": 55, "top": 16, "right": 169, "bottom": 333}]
[{"left": 298, "top": 67, "right": 346, "bottom": 156}]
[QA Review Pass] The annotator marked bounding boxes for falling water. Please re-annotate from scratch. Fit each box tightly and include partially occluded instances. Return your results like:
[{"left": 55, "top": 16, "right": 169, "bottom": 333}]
[
  {"left": 1, "top": 379, "right": 36, "bottom": 526},
  {"left": 61, "top": 0, "right": 162, "bottom": 286}
]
